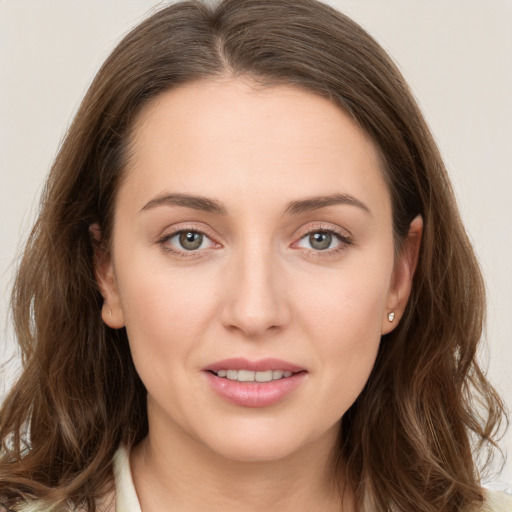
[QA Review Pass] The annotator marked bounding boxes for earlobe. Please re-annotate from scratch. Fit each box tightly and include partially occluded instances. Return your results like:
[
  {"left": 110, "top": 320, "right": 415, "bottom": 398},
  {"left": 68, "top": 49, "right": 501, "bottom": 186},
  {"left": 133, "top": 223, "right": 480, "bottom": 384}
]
[
  {"left": 89, "top": 223, "right": 125, "bottom": 329},
  {"left": 381, "top": 215, "right": 423, "bottom": 335}
]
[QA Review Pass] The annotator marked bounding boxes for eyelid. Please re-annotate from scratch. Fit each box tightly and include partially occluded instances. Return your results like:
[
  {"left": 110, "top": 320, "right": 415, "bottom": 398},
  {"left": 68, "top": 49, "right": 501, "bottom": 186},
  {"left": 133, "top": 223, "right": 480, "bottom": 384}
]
[
  {"left": 294, "top": 222, "right": 352, "bottom": 240},
  {"left": 291, "top": 223, "right": 353, "bottom": 252},
  {"left": 157, "top": 223, "right": 222, "bottom": 258},
  {"left": 156, "top": 221, "right": 353, "bottom": 258}
]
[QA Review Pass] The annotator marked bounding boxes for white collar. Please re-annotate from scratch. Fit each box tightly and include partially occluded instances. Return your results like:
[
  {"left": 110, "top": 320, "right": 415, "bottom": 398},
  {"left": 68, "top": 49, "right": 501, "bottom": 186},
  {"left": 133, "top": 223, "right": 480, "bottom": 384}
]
[
  {"left": 110, "top": 445, "right": 512, "bottom": 512},
  {"left": 113, "top": 445, "right": 142, "bottom": 512}
]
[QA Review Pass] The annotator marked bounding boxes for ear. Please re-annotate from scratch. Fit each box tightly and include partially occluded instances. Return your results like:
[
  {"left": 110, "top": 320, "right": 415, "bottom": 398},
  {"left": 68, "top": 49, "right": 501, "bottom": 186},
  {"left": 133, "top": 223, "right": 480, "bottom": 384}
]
[
  {"left": 89, "top": 223, "right": 125, "bottom": 329},
  {"left": 381, "top": 215, "right": 423, "bottom": 335}
]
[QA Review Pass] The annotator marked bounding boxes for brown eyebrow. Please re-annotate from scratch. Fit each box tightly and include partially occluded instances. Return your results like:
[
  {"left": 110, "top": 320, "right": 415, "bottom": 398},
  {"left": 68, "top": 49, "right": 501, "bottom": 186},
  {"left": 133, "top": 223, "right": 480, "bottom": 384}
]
[
  {"left": 141, "top": 193, "right": 228, "bottom": 215},
  {"left": 284, "top": 193, "right": 371, "bottom": 216},
  {"left": 141, "top": 192, "right": 370, "bottom": 216}
]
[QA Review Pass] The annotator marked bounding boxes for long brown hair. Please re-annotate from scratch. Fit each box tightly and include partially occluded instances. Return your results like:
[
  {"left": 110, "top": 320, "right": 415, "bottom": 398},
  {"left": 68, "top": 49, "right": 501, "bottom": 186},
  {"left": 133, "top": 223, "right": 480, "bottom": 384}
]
[{"left": 0, "top": 1, "right": 505, "bottom": 510}]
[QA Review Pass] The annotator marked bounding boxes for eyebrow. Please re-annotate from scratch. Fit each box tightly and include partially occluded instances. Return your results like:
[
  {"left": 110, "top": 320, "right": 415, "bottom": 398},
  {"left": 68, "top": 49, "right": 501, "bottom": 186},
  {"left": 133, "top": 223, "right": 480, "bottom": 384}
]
[
  {"left": 141, "top": 193, "right": 228, "bottom": 215},
  {"left": 284, "top": 193, "right": 371, "bottom": 216},
  {"left": 140, "top": 192, "right": 370, "bottom": 216}
]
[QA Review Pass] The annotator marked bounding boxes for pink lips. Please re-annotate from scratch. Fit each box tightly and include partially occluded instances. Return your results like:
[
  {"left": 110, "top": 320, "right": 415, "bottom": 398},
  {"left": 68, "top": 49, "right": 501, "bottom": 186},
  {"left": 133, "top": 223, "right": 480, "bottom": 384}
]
[
  {"left": 206, "top": 357, "right": 304, "bottom": 373},
  {"left": 203, "top": 358, "right": 307, "bottom": 408}
]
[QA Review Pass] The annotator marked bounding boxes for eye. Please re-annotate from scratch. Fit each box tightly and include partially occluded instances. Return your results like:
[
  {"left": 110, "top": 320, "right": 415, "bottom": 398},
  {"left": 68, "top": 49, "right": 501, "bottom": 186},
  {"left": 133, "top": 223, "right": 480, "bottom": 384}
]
[
  {"left": 160, "top": 230, "right": 217, "bottom": 254},
  {"left": 305, "top": 232, "right": 337, "bottom": 251},
  {"left": 295, "top": 229, "right": 351, "bottom": 252}
]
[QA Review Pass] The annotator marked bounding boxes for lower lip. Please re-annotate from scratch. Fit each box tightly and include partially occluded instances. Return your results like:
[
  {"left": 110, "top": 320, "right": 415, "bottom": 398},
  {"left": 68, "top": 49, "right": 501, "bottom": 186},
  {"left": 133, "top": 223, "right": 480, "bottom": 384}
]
[{"left": 204, "top": 371, "right": 306, "bottom": 408}]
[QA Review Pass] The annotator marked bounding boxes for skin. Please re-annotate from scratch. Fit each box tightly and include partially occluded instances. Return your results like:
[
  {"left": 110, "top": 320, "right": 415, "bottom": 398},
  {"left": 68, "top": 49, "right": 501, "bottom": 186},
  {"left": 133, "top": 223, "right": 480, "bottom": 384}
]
[{"left": 95, "top": 78, "right": 422, "bottom": 512}]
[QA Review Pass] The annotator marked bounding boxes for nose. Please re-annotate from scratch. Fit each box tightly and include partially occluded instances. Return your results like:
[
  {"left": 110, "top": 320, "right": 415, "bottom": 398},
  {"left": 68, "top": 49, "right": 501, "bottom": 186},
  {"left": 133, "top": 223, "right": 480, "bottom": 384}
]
[{"left": 220, "top": 243, "right": 290, "bottom": 339}]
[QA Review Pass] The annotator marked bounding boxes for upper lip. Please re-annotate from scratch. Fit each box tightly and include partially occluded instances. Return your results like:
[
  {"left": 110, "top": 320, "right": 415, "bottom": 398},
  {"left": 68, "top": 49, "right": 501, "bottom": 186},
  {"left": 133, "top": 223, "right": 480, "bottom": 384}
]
[{"left": 204, "top": 358, "right": 305, "bottom": 373}]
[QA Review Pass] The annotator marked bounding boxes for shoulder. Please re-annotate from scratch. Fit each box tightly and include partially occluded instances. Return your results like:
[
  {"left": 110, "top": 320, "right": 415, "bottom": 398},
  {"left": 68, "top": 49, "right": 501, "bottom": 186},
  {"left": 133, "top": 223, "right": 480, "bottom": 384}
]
[
  {"left": 478, "top": 488, "right": 512, "bottom": 511},
  {"left": 1, "top": 489, "right": 114, "bottom": 512},
  {"left": 0, "top": 503, "right": 74, "bottom": 512},
  {"left": 0, "top": 501, "right": 110, "bottom": 512},
  {"left": 0, "top": 504, "right": 52, "bottom": 512}
]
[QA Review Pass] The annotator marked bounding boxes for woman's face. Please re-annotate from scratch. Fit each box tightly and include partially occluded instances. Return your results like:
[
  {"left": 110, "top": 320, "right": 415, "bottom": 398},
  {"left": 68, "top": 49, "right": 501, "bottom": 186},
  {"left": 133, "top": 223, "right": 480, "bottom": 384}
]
[{"left": 97, "top": 78, "right": 420, "bottom": 462}]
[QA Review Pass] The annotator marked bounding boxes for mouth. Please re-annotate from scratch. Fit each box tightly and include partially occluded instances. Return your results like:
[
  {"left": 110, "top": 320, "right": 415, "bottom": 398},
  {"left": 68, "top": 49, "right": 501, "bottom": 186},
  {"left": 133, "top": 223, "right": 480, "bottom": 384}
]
[
  {"left": 209, "top": 369, "right": 299, "bottom": 382},
  {"left": 204, "top": 357, "right": 306, "bottom": 379},
  {"left": 203, "top": 358, "right": 307, "bottom": 407}
]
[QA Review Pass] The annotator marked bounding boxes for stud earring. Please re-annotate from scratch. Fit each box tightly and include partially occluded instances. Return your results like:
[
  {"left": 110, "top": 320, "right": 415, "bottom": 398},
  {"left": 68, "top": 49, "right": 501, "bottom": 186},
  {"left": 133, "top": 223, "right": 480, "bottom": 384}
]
[{"left": 388, "top": 311, "right": 395, "bottom": 322}]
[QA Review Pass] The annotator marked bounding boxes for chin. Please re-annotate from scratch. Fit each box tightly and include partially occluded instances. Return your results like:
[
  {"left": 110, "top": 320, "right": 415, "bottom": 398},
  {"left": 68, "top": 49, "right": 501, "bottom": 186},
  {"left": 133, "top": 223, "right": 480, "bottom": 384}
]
[
  {"left": 195, "top": 418, "right": 338, "bottom": 464},
  {"left": 206, "top": 436, "right": 305, "bottom": 463}
]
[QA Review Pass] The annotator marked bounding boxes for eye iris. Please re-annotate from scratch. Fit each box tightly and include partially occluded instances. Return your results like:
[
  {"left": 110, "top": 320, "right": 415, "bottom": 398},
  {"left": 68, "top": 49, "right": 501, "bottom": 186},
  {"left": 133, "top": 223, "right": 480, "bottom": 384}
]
[
  {"left": 309, "top": 232, "right": 332, "bottom": 250},
  {"left": 179, "top": 231, "right": 203, "bottom": 250}
]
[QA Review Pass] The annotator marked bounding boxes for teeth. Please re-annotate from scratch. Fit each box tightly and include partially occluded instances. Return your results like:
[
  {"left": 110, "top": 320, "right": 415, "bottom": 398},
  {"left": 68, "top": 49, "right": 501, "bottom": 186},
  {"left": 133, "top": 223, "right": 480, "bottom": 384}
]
[
  {"left": 237, "top": 370, "right": 255, "bottom": 382},
  {"left": 255, "top": 370, "right": 273, "bottom": 382},
  {"left": 215, "top": 369, "right": 295, "bottom": 382}
]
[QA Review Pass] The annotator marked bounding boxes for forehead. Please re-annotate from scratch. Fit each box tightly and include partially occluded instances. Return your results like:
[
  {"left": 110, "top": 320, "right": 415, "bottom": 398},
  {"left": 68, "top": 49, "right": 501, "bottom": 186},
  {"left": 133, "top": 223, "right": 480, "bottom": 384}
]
[{"left": 120, "top": 78, "right": 390, "bottom": 217}]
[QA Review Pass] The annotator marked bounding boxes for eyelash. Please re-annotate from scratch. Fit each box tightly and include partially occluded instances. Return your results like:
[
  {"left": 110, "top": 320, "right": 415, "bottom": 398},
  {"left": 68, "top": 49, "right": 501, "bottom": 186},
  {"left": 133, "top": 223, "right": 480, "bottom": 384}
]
[
  {"left": 157, "top": 225, "right": 353, "bottom": 259},
  {"left": 157, "top": 226, "right": 219, "bottom": 259},
  {"left": 293, "top": 225, "right": 353, "bottom": 257}
]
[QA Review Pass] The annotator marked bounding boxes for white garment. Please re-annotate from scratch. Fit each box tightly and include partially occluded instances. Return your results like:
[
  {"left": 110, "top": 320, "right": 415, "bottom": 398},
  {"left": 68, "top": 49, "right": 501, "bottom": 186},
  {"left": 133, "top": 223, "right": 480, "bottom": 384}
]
[
  {"left": 113, "top": 446, "right": 141, "bottom": 512},
  {"left": 4, "top": 445, "right": 511, "bottom": 511},
  {"left": 112, "top": 445, "right": 512, "bottom": 512}
]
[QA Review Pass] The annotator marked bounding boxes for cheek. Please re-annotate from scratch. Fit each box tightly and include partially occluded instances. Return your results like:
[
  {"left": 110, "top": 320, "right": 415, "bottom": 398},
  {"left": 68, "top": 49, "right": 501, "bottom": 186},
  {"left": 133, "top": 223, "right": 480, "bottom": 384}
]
[
  {"left": 298, "top": 255, "right": 391, "bottom": 339},
  {"left": 314, "top": 284, "right": 384, "bottom": 367},
  {"left": 296, "top": 261, "right": 391, "bottom": 411},
  {"left": 114, "top": 259, "right": 219, "bottom": 377}
]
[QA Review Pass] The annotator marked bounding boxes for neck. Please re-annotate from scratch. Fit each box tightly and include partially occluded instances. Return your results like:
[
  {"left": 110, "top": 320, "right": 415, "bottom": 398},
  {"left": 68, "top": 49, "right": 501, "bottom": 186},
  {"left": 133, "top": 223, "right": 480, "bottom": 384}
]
[{"left": 130, "top": 418, "right": 353, "bottom": 512}]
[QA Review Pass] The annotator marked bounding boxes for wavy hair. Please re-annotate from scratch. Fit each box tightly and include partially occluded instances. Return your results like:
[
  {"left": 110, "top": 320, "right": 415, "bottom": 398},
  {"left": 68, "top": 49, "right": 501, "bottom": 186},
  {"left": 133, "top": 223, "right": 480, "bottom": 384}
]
[{"left": 0, "top": 0, "right": 506, "bottom": 510}]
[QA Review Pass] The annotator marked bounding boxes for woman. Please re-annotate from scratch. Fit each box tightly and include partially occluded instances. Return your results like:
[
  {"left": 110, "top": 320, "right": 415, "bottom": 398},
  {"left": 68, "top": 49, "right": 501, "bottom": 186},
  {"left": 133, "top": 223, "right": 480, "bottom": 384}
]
[{"left": 0, "top": 0, "right": 509, "bottom": 510}]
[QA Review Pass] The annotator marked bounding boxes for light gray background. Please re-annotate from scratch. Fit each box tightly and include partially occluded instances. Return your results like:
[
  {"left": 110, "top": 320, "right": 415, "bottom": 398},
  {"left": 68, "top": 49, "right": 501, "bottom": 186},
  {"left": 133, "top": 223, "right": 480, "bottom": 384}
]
[{"left": 1, "top": 0, "right": 511, "bottom": 482}]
